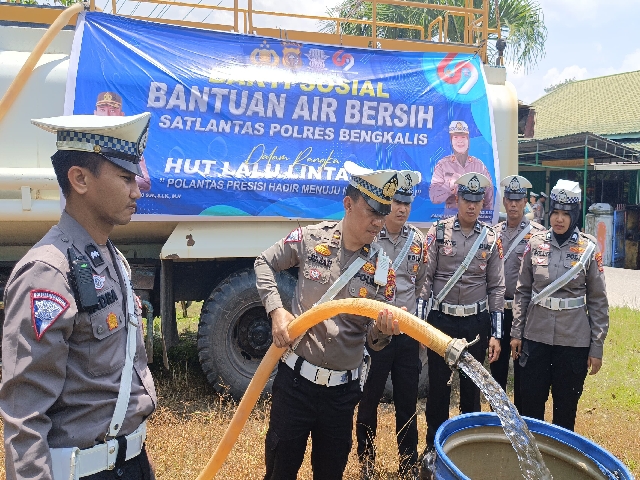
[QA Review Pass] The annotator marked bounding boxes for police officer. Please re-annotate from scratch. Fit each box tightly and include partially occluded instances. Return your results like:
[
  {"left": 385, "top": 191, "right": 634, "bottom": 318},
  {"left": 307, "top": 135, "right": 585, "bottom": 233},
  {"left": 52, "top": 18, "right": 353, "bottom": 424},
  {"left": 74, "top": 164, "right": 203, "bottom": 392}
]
[
  {"left": 429, "top": 121, "right": 494, "bottom": 211},
  {"left": 255, "top": 161, "right": 403, "bottom": 480},
  {"left": 491, "top": 175, "right": 544, "bottom": 410},
  {"left": 533, "top": 192, "right": 547, "bottom": 224},
  {"left": 1, "top": 113, "right": 156, "bottom": 479},
  {"left": 356, "top": 170, "right": 425, "bottom": 480},
  {"left": 420, "top": 172, "right": 505, "bottom": 474},
  {"left": 511, "top": 180, "right": 609, "bottom": 431}
]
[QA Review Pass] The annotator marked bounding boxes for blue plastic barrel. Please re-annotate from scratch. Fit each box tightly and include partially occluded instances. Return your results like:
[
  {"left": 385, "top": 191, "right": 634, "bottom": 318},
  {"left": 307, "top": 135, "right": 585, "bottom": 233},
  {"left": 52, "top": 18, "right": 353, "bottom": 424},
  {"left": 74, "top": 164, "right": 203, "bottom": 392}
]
[{"left": 433, "top": 413, "right": 633, "bottom": 480}]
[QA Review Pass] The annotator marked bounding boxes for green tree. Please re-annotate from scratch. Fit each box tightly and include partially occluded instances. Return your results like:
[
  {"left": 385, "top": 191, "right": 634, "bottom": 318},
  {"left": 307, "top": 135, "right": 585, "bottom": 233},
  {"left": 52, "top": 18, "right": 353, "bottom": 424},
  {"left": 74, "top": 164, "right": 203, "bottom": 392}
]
[{"left": 323, "top": 0, "right": 547, "bottom": 72}]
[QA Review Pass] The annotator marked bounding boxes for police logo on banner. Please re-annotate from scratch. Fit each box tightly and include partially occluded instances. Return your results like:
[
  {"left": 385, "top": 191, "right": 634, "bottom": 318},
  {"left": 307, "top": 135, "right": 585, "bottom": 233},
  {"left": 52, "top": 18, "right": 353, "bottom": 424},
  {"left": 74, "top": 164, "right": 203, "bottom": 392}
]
[{"left": 30, "top": 290, "right": 70, "bottom": 340}]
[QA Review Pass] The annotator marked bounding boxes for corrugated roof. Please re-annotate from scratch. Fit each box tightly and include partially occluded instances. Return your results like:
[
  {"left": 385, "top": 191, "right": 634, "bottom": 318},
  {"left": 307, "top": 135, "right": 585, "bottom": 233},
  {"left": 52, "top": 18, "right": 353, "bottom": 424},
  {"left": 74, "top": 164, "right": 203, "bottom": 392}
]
[{"left": 532, "top": 70, "right": 640, "bottom": 139}]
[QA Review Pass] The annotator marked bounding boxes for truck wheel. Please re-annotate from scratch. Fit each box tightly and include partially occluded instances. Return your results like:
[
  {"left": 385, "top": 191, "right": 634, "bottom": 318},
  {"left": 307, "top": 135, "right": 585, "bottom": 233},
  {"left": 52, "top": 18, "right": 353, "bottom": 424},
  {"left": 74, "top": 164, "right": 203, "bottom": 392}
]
[
  {"left": 197, "top": 268, "right": 296, "bottom": 400},
  {"left": 381, "top": 346, "right": 429, "bottom": 401}
]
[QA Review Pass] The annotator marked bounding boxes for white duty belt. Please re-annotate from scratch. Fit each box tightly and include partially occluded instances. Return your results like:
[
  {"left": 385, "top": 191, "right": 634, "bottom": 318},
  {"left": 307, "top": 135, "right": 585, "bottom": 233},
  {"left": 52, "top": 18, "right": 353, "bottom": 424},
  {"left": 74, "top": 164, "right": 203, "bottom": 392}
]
[
  {"left": 433, "top": 297, "right": 488, "bottom": 317},
  {"left": 531, "top": 240, "right": 596, "bottom": 307},
  {"left": 281, "top": 350, "right": 358, "bottom": 387},
  {"left": 432, "top": 226, "right": 488, "bottom": 310},
  {"left": 537, "top": 295, "right": 586, "bottom": 311},
  {"left": 504, "top": 299, "right": 514, "bottom": 309},
  {"left": 50, "top": 421, "right": 147, "bottom": 479}
]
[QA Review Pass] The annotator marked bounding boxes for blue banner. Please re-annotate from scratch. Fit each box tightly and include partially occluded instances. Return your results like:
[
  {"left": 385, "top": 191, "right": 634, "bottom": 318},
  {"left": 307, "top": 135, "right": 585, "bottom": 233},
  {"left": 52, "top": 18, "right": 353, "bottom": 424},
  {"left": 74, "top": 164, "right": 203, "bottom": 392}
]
[{"left": 67, "top": 12, "right": 500, "bottom": 222}]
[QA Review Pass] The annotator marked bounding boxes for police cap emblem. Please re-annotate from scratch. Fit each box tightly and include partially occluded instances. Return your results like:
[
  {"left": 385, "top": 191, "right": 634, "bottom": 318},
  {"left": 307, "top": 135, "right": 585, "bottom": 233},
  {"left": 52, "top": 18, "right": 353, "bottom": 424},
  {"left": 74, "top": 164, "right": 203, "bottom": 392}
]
[{"left": 467, "top": 175, "right": 480, "bottom": 192}]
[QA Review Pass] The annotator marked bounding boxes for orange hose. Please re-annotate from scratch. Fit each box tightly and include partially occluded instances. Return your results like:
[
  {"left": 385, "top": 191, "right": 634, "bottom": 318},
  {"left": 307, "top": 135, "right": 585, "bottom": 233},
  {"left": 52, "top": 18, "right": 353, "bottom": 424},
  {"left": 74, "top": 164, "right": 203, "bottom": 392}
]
[
  {"left": 0, "top": 2, "right": 84, "bottom": 126},
  {"left": 196, "top": 298, "right": 453, "bottom": 480}
]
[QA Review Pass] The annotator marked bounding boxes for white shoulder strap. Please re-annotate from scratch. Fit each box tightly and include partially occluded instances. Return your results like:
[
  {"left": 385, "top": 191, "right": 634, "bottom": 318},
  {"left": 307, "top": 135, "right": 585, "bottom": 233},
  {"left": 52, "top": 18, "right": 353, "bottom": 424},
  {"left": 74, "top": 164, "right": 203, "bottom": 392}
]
[
  {"left": 392, "top": 230, "right": 416, "bottom": 271},
  {"left": 106, "top": 247, "right": 138, "bottom": 438},
  {"left": 504, "top": 224, "right": 533, "bottom": 260},
  {"left": 531, "top": 240, "right": 596, "bottom": 305},
  {"left": 434, "top": 226, "right": 488, "bottom": 306}
]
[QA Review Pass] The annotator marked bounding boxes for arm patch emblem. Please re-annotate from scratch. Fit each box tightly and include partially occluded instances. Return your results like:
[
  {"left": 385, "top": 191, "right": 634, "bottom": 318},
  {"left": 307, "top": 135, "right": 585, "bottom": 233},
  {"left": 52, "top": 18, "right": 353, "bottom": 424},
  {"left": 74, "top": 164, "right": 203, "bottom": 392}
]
[
  {"left": 31, "top": 290, "right": 70, "bottom": 341},
  {"left": 284, "top": 227, "right": 303, "bottom": 243}
]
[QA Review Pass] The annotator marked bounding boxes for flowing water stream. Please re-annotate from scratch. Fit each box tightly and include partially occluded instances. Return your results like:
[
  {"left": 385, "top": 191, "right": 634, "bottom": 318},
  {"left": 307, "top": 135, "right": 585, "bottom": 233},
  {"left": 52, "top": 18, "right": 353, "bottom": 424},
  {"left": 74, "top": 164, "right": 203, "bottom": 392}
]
[{"left": 457, "top": 351, "right": 553, "bottom": 480}]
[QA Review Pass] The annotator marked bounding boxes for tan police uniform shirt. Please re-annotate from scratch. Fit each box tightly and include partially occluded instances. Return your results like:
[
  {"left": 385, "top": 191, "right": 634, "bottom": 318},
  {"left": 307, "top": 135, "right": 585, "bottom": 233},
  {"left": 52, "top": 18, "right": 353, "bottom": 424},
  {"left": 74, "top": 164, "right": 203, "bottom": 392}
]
[
  {"left": 254, "top": 220, "right": 394, "bottom": 371},
  {"left": 428, "top": 155, "right": 494, "bottom": 210},
  {"left": 421, "top": 216, "right": 505, "bottom": 312},
  {"left": 377, "top": 224, "right": 428, "bottom": 310},
  {"left": 512, "top": 228, "right": 609, "bottom": 358},
  {"left": 532, "top": 201, "right": 544, "bottom": 224},
  {"left": 1, "top": 212, "right": 157, "bottom": 480},
  {"left": 494, "top": 217, "right": 545, "bottom": 300}
]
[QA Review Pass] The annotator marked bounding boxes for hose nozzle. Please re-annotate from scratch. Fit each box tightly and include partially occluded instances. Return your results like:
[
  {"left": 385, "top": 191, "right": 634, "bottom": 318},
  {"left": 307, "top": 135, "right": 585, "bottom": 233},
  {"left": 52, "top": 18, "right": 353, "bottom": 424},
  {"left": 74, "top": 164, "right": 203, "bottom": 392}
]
[{"left": 444, "top": 335, "right": 480, "bottom": 368}]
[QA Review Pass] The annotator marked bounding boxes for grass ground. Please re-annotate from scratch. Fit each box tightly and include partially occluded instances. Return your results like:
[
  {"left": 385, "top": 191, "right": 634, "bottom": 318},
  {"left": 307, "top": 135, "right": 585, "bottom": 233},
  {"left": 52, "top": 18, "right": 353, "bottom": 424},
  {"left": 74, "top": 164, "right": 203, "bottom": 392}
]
[{"left": 1, "top": 304, "right": 638, "bottom": 479}]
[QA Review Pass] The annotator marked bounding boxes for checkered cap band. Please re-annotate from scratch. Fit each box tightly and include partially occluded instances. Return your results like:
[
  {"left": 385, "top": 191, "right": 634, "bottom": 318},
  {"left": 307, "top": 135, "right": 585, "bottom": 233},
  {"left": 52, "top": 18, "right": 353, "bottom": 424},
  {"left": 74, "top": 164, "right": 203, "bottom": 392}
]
[
  {"left": 351, "top": 175, "right": 392, "bottom": 205},
  {"left": 550, "top": 190, "right": 580, "bottom": 203},
  {"left": 57, "top": 130, "right": 138, "bottom": 158}
]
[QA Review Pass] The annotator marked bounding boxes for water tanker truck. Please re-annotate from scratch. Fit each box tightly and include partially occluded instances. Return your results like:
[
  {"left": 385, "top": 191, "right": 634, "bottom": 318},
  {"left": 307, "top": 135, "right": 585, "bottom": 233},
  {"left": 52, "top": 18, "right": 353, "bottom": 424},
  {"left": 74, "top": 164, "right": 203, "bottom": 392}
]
[{"left": 0, "top": 0, "right": 519, "bottom": 399}]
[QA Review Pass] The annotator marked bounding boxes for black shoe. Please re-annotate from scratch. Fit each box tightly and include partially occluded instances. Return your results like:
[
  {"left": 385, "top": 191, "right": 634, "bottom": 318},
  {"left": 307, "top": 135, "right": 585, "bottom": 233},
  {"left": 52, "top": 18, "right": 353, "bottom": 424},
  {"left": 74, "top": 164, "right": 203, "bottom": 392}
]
[{"left": 419, "top": 447, "right": 436, "bottom": 480}]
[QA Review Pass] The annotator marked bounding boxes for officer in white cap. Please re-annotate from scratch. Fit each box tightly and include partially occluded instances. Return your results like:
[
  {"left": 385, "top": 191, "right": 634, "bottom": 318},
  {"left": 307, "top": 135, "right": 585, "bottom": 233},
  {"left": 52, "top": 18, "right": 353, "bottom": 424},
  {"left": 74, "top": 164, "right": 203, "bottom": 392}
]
[
  {"left": 533, "top": 191, "right": 548, "bottom": 224},
  {"left": 356, "top": 169, "right": 426, "bottom": 480},
  {"left": 490, "top": 175, "right": 545, "bottom": 409},
  {"left": 255, "top": 161, "right": 403, "bottom": 479},
  {"left": 429, "top": 121, "right": 494, "bottom": 211},
  {"left": 0, "top": 114, "right": 156, "bottom": 479},
  {"left": 512, "top": 180, "right": 609, "bottom": 431},
  {"left": 420, "top": 172, "right": 505, "bottom": 476}
]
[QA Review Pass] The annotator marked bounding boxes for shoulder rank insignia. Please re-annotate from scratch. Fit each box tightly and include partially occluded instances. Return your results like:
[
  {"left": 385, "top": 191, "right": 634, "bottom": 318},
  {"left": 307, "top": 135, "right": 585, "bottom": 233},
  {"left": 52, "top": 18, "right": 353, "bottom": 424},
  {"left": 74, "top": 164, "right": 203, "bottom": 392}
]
[
  {"left": 384, "top": 268, "right": 396, "bottom": 300},
  {"left": 106, "top": 312, "right": 119, "bottom": 331},
  {"left": 284, "top": 227, "right": 303, "bottom": 244},
  {"left": 31, "top": 290, "right": 70, "bottom": 341},
  {"left": 595, "top": 252, "right": 604, "bottom": 272},
  {"left": 496, "top": 237, "right": 504, "bottom": 259},
  {"left": 85, "top": 244, "right": 105, "bottom": 267},
  {"left": 315, "top": 244, "right": 332, "bottom": 256}
]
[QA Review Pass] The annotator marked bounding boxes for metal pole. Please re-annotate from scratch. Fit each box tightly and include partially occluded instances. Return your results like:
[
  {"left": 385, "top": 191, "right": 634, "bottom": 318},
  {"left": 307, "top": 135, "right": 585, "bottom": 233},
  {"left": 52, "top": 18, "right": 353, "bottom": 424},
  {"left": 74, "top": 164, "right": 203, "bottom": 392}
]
[{"left": 583, "top": 143, "right": 588, "bottom": 228}]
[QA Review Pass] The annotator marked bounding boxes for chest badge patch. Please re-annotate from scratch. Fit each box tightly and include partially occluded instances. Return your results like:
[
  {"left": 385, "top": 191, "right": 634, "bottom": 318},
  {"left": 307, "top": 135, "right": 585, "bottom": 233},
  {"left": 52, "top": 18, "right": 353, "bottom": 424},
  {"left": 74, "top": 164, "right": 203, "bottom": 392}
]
[
  {"left": 315, "top": 244, "right": 332, "bottom": 256},
  {"left": 443, "top": 246, "right": 453, "bottom": 255},
  {"left": 308, "top": 269, "right": 322, "bottom": 281},
  {"left": 359, "top": 287, "right": 368, "bottom": 298},
  {"left": 412, "top": 263, "right": 419, "bottom": 273},
  {"left": 362, "top": 262, "right": 376, "bottom": 274},
  {"left": 410, "top": 244, "right": 421, "bottom": 254},
  {"left": 31, "top": 290, "right": 70, "bottom": 341},
  {"left": 106, "top": 312, "right": 119, "bottom": 331},
  {"left": 93, "top": 274, "right": 106, "bottom": 291}
]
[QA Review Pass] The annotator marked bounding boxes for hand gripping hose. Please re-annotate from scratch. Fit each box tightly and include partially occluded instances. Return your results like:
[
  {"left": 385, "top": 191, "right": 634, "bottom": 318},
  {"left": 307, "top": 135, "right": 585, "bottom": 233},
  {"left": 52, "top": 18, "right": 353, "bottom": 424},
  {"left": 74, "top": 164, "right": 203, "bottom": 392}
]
[{"left": 196, "top": 298, "right": 455, "bottom": 480}]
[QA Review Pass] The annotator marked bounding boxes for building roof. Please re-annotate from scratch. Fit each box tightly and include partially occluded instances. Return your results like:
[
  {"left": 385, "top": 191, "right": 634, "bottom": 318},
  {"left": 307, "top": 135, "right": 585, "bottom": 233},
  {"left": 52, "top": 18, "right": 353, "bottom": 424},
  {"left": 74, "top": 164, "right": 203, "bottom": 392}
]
[{"left": 532, "top": 70, "right": 640, "bottom": 139}]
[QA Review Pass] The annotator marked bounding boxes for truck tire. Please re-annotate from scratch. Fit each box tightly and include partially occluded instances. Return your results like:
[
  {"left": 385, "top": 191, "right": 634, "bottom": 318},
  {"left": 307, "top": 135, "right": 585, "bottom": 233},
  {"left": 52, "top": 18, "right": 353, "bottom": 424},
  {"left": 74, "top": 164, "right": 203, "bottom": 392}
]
[
  {"left": 381, "top": 345, "right": 429, "bottom": 401},
  {"left": 197, "top": 268, "right": 296, "bottom": 400}
]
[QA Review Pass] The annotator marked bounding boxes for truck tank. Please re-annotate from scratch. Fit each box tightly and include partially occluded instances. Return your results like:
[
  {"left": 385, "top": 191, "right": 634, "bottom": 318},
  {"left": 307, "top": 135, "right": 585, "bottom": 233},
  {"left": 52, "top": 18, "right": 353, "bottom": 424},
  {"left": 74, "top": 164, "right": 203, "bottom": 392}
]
[{"left": 0, "top": 1, "right": 519, "bottom": 399}]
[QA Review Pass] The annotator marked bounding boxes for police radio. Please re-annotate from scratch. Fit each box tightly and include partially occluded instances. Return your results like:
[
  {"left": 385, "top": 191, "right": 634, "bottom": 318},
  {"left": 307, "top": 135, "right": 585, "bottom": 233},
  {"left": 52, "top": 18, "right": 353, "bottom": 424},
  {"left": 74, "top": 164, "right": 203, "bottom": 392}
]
[
  {"left": 436, "top": 221, "right": 445, "bottom": 244},
  {"left": 67, "top": 248, "right": 99, "bottom": 311}
]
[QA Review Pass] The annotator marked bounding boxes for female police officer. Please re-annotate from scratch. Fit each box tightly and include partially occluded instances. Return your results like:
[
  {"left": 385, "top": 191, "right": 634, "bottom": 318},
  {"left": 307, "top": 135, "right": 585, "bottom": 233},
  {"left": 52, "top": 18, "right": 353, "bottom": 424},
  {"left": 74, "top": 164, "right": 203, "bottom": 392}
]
[{"left": 511, "top": 180, "right": 609, "bottom": 431}]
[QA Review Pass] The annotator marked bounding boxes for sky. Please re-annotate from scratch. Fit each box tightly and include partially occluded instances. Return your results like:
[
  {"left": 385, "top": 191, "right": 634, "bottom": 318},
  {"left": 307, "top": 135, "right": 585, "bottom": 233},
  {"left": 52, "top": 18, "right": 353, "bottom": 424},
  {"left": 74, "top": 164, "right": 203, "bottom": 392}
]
[{"left": 107, "top": 0, "right": 640, "bottom": 104}]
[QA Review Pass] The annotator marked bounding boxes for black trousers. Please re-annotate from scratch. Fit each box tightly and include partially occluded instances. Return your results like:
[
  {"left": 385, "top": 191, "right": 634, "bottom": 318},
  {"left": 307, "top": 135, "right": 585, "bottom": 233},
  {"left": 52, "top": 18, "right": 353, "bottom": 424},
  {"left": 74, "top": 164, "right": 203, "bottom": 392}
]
[
  {"left": 356, "top": 334, "right": 420, "bottom": 473},
  {"left": 489, "top": 308, "right": 522, "bottom": 411},
  {"left": 264, "top": 361, "right": 362, "bottom": 480},
  {"left": 518, "top": 339, "right": 589, "bottom": 431},
  {"left": 85, "top": 446, "right": 154, "bottom": 480},
  {"left": 425, "top": 310, "right": 490, "bottom": 448}
]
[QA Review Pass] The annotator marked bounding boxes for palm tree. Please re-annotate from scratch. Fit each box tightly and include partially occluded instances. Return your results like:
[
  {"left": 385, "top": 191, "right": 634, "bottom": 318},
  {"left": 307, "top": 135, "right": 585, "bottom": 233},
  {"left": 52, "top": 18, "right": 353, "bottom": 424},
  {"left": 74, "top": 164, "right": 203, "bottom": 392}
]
[{"left": 323, "top": 0, "right": 547, "bottom": 72}]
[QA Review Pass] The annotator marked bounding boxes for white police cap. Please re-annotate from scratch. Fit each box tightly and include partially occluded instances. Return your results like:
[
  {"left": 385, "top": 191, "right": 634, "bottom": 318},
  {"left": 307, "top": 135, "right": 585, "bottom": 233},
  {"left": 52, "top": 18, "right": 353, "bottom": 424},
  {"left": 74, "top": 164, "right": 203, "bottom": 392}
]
[
  {"left": 449, "top": 121, "right": 469, "bottom": 135},
  {"left": 550, "top": 179, "right": 581, "bottom": 210},
  {"left": 456, "top": 172, "right": 491, "bottom": 202},
  {"left": 394, "top": 170, "right": 421, "bottom": 203},
  {"left": 500, "top": 175, "right": 532, "bottom": 200},
  {"left": 344, "top": 161, "right": 399, "bottom": 215},
  {"left": 31, "top": 112, "right": 151, "bottom": 177}
]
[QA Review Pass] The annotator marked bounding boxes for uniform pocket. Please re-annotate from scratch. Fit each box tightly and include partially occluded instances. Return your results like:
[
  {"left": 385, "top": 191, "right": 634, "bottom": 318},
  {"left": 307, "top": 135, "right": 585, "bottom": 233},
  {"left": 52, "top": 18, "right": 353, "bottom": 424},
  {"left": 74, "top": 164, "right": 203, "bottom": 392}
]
[
  {"left": 87, "top": 311, "right": 126, "bottom": 376},
  {"left": 348, "top": 273, "right": 377, "bottom": 299},
  {"left": 438, "top": 245, "right": 456, "bottom": 257}
]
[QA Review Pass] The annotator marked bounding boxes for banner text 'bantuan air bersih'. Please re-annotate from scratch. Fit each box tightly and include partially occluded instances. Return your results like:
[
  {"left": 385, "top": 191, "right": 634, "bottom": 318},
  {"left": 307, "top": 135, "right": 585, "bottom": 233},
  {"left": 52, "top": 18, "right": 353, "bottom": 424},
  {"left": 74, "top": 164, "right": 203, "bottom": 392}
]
[{"left": 66, "top": 12, "right": 500, "bottom": 223}]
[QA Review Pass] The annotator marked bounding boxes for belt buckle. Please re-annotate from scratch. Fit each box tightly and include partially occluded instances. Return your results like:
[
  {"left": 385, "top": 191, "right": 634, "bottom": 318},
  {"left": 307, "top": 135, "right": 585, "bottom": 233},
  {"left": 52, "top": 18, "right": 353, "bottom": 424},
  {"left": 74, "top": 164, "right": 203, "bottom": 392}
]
[
  {"left": 455, "top": 305, "right": 465, "bottom": 317},
  {"left": 315, "top": 368, "right": 331, "bottom": 386},
  {"left": 550, "top": 297, "right": 561, "bottom": 310}
]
